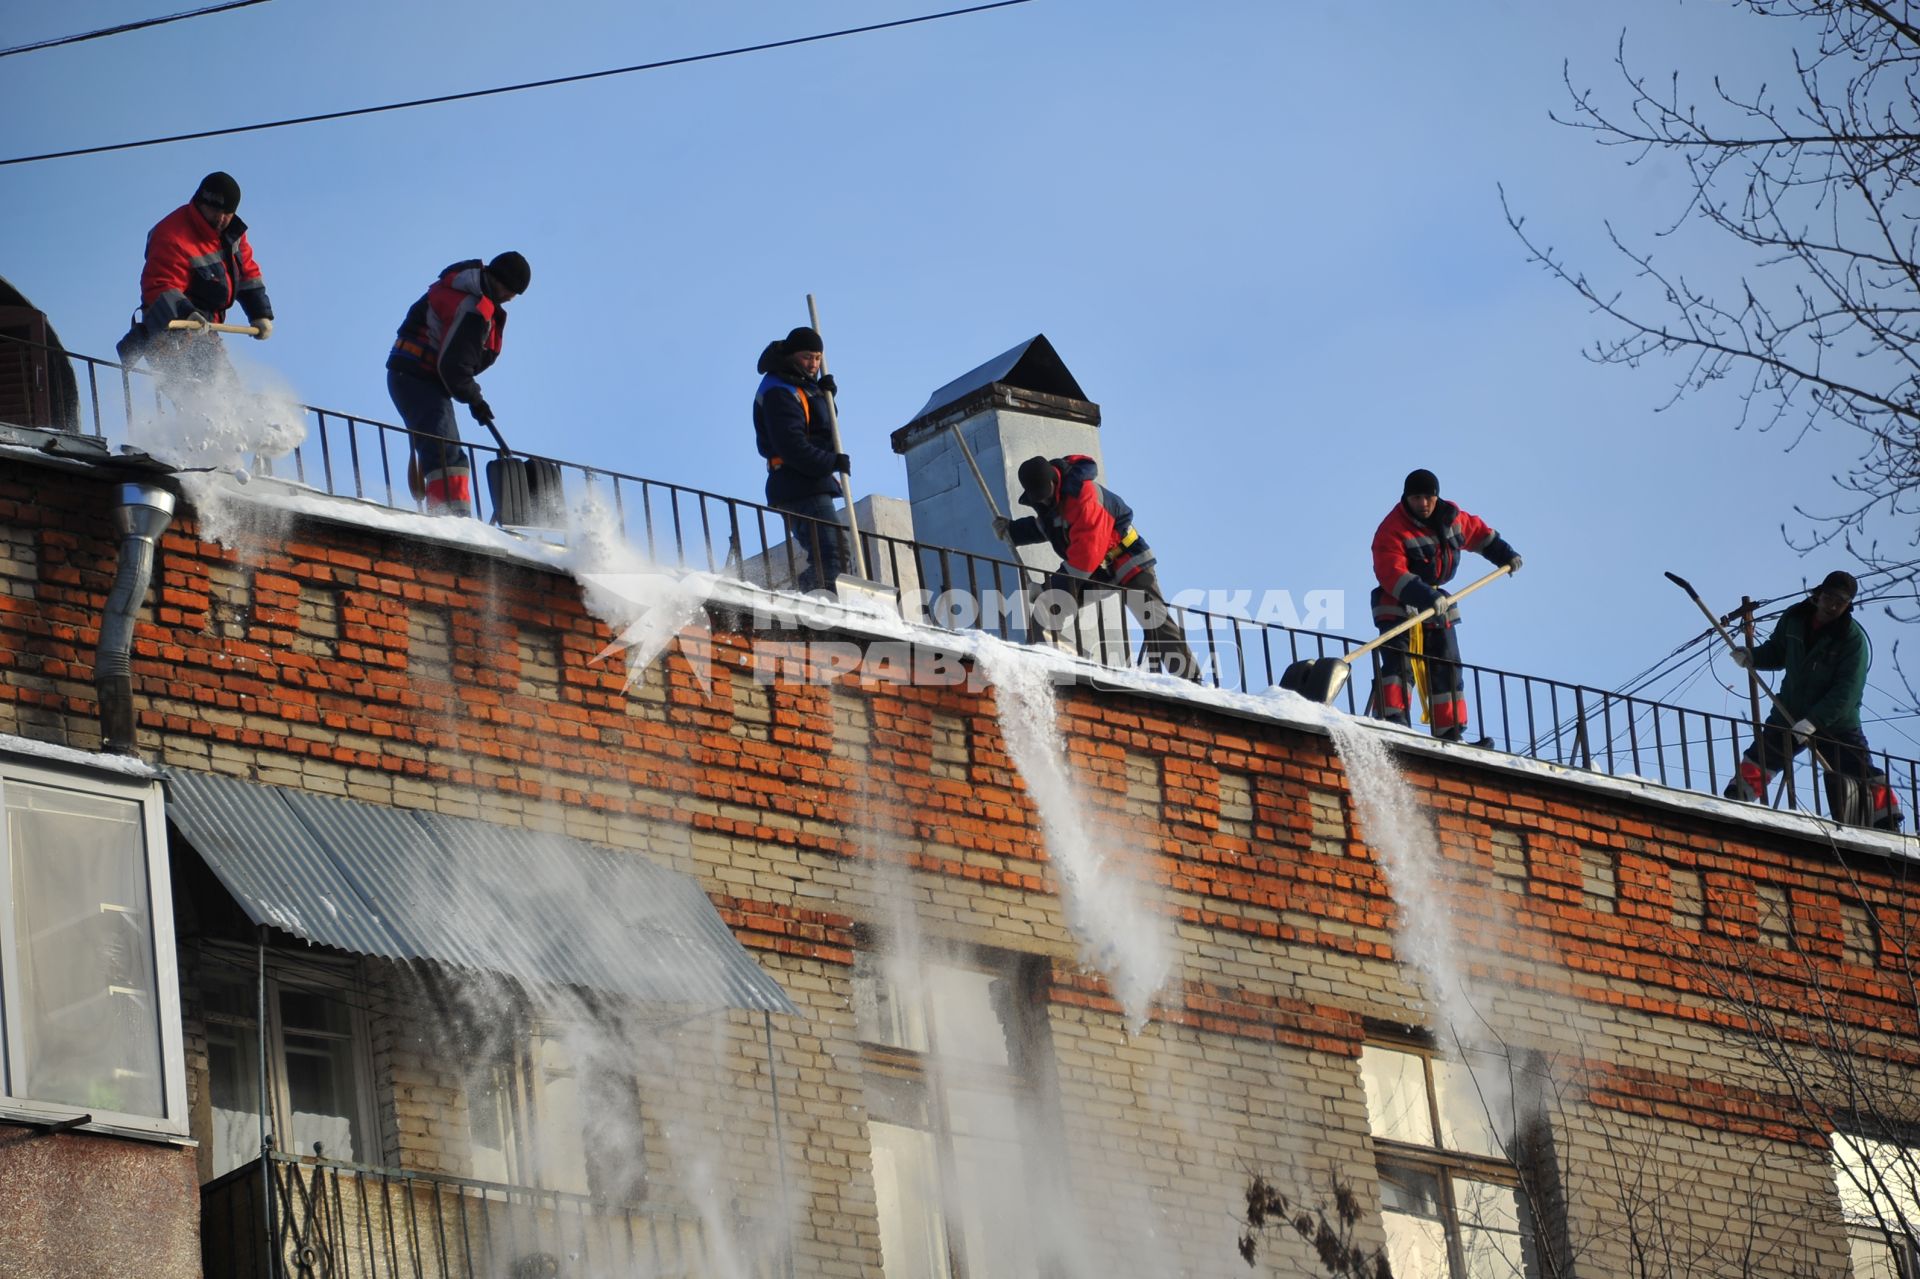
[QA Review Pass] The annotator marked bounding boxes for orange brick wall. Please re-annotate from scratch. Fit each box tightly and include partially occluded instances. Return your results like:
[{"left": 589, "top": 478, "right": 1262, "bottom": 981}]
[{"left": 3, "top": 464, "right": 1914, "bottom": 1276}]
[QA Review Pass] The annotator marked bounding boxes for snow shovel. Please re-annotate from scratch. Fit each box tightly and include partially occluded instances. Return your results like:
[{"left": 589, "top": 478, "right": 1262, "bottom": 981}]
[
  {"left": 1279, "top": 563, "right": 1514, "bottom": 705},
  {"left": 479, "top": 420, "right": 563, "bottom": 528},
  {"left": 166, "top": 319, "right": 264, "bottom": 337},
  {"left": 1663, "top": 571, "right": 1837, "bottom": 775},
  {"left": 805, "top": 294, "right": 899, "bottom": 616},
  {"left": 942, "top": 418, "right": 1046, "bottom": 644}
]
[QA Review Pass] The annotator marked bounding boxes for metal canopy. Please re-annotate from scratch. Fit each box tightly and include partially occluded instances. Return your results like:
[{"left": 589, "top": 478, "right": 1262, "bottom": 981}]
[
  {"left": 907, "top": 334, "right": 1088, "bottom": 424},
  {"left": 163, "top": 770, "right": 797, "bottom": 1015}
]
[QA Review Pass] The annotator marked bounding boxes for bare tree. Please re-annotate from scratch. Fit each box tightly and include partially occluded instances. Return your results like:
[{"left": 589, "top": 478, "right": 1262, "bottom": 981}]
[
  {"left": 1503, "top": 2, "right": 1920, "bottom": 627},
  {"left": 1241, "top": 863, "right": 1920, "bottom": 1278}
]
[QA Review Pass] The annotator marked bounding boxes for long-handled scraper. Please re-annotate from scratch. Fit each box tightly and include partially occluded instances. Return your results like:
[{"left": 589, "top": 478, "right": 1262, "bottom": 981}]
[
  {"left": 942, "top": 419, "right": 1046, "bottom": 644},
  {"left": 1663, "top": 570, "right": 1835, "bottom": 775},
  {"left": 1278, "top": 563, "right": 1514, "bottom": 705},
  {"left": 805, "top": 294, "right": 899, "bottom": 615}
]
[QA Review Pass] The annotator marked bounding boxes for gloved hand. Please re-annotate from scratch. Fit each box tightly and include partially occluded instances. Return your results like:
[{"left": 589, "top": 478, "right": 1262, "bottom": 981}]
[
  {"left": 1045, "top": 570, "right": 1083, "bottom": 598},
  {"left": 1730, "top": 646, "right": 1751, "bottom": 669},
  {"left": 991, "top": 515, "right": 1012, "bottom": 540},
  {"left": 179, "top": 312, "right": 211, "bottom": 332},
  {"left": 832, "top": 452, "right": 852, "bottom": 475},
  {"left": 1399, "top": 580, "right": 1440, "bottom": 614},
  {"left": 253, "top": 317, "right": 273, "bottom": 341},
  {"left": 469, "top": 396, "right": 495, "bottom": 427},
  {"left": 1505, "top": 553, "right": 1522, "bottom": 574},
  {"left": 1792, "top": 718, "right": 1817, "bottom": 744},
  {"left": 818, "top": 373, "right": 838, "bottom": 398}
]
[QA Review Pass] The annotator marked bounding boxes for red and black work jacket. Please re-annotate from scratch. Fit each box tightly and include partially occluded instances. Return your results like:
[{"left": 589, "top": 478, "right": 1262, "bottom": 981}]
[
  {"left": 139, "top": 203, "right": 272, "bottom": 334},
  {"left": 386, "top": 261, "right": 506, "bottom": 405},
  {"left": 1371, "top": 499, "right": 1514, "bottom": 627},
  {"left": 1008, "top": 455, "right": 1156, "bottom": 586}
]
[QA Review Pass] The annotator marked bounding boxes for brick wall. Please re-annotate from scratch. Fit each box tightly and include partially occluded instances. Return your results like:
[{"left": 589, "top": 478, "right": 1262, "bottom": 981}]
[{"left": 3, "top": 463, "right": 1918, "bottom": 1276}]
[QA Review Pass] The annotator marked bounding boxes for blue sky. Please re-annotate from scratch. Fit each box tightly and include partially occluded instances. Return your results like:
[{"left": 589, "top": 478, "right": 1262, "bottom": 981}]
[{"left": 4, "top": 0, "right": 1911, "bottom": 751}]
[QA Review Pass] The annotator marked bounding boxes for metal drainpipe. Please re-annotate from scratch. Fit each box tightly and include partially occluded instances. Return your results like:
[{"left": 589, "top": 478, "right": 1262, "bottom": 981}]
[{"left": 94, "top": 481, "right": 177, "bottom": 756}]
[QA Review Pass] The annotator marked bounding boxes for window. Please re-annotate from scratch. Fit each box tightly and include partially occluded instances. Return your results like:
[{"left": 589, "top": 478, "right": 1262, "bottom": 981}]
[
  {"left": 202, "top": 963, "right": 377, "bottom": 1176},
  {"left": 1360, "top": 1040, "right": 1540, "bottom": 1279},
  {"left": 854, "top": 948, "right": 1045, "bottom": 1279},
  {"left": 1832, "top": 1131, "right": 1920, "bottom": 1277},
  {"left": 465, "top": 1029, "right": 647, "bottom": 1202},
  {"left": 0, "top": 761, "right": 183, "bottom": 1135}
]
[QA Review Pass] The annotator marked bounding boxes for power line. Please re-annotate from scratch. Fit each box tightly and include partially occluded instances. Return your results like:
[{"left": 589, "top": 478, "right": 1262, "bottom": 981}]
[
  {"left": 0, "top": 0, "right": 1036, "bottom": 167},
  {"left": 0, "top": 0, "right": 274, "bottom": 60}
]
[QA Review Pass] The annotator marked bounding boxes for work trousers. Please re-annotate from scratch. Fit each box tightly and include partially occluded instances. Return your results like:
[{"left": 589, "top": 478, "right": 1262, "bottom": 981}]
[
  {"left": 1373, "top": 619, "right": 1468, "bottom": 739},
  {"left": 1043, "top": 568, "right": 1200, "bottom": 681},
  {"left": 388, "top": 371, "right": 472, "bottom": 517},
  {"left": 148, "top": 329, "right": 246, "bottom": 410},
  {"left": 1730, "top": 713, "right": 1903, "bottom": 829},
  {"left": 772, "top": 491, "right": 849, "bottom": 594}
]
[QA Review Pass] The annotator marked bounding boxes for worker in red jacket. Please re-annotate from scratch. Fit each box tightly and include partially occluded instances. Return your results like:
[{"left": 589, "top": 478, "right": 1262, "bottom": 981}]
[
  {"left": 1370, "top": 469, "right": 1521, "bottom": 741},
  {"left": 386, "top": 253, "right": 531, "bottom": 516},
  {"left": 996, "top": 454, "right": 1199, "bottom": 680},
  {"left": 126, "top": 171, "right": 273, "bottom": 401}
]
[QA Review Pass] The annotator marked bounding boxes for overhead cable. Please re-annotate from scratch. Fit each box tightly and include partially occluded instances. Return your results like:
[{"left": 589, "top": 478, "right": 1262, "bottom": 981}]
[
  {"left": 0, "top": 0, "right": 274, "bottom": 60},
  {"left": 1, "top": 0, "right": 1036, "bottom": 166}
]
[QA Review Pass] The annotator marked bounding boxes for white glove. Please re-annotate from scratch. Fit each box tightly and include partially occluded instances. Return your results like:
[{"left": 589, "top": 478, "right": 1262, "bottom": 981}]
[
  {"left": 1792, "top": 718, "right": 1817, "bottom": 744},
  {"left": 991, "top": 515, "right": 1011, "bottom": 539},
  {"left": 253, "top": 317, "right": 273, "bottom": 341},
  {"left": 1730, "top": 647, "right": 1751, "bottom": 669}
]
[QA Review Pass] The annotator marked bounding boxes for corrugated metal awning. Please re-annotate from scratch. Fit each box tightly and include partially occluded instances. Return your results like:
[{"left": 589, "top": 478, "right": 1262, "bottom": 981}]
[{"left": 163, "top": 770, "right": 797, "bottom": 1015}]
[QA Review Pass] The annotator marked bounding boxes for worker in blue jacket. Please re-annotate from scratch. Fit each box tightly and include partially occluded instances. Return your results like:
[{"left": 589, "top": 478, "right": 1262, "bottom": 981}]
[{"left": 753, "top": 327, "right": 849, "bottom": 593}]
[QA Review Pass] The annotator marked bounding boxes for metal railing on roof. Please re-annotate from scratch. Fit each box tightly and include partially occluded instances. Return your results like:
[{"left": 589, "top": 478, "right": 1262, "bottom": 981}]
[{"left": 11, "top": 331, "right": 1917, "bottom": 836}]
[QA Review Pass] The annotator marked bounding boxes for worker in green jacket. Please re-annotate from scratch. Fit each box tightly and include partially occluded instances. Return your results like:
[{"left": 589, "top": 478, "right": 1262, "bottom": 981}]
[{"left": 1723, "top": 571, "right": 1902, "bottom": 830}]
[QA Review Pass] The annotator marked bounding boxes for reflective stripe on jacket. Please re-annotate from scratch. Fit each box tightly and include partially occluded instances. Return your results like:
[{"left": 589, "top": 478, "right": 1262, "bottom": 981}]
[
  {"left": 387, "top": 261, "right": 505, "bottom": 403},
  {"left": 1371, "top": 498, "right": 1511, "bottom": 626},
  {"left": 139, "top": 203, "right": 271, "bottom": 333},
  {"left": 754, "top": 370, "right": 839, "bottom": 504},
  {"left": 1008, "top": 455, "right": 1156, "bottom": 586}
]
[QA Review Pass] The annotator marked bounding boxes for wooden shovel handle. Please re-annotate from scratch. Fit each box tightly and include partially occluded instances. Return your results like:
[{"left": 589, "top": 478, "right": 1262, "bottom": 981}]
[{"left": 166, "top": 319, "right": 261, "bottom": 336}]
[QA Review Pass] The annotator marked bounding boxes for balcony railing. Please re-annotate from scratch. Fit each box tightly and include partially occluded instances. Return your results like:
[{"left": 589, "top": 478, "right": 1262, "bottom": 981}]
[
  {"left": 201, "top": 1152, "right": 776, "bottom": 1279},
  {"left": 9, "top": 331, "right": 1916, "bottom": 834}
]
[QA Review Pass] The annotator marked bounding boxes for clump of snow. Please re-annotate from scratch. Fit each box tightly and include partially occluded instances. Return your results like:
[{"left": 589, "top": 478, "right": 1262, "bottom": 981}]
[
  {"left": 131, "top": 353, "right": 306, "bottom": 552},
  {"left": 976, "top": 641, "right": 1173, "bottom": 1033},
  {"left": 560, "top": 497, "right": 717, "bottom": 692},
  {"left": 1324, "top": 715, "right": 1478, "bottom": 1034}
]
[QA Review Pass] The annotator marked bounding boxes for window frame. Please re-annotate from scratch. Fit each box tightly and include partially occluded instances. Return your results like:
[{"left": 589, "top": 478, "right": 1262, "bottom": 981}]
[
  {"left": 1832, "top": 1128, "right": 1920, "bottom": 1278},
  {"left": 1361, "top": 1037, "right": 1537, "bottom": 1279},
  {"left": 0, "top": 758, "right": 186, "bottom": 1139},
  {"left": 853, "top": 945, "right": 1047, "bottom": 1279},
  {"left": 200, "top": 948, "right": 381, "bottom": 1174},
  {"left": 462, "top": 1020, "right": 650, "bottom": 1203}
]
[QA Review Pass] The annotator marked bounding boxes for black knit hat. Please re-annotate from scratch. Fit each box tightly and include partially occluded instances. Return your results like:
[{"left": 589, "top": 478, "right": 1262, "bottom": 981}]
[
  {"left": 194, "top": 171, "right": 241, "bottom": 213},
  {"left": 486, "top": 252, "right": 531, "bottom": 295},
  {"left": 1017, "top": 456, "right": 1057, "bottom": 505},
  {"left": 784, "top": 326, "right": 824, "bottom": 354},
  {"left": 1403, "top": 468, "right": 1440, "bottom": 498},
  {"left": 1818, "top": 570, "right": 1859, "bottom": 603}
]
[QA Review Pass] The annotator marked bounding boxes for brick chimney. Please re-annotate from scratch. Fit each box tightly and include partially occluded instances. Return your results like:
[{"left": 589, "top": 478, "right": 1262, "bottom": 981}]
[{"left": 890, "top": 336, "right": 1105, "bottom": 637}]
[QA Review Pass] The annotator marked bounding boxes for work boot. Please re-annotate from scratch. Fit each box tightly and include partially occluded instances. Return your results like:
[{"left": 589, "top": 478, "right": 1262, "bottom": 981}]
[
  {"left": 1435, "top": 726, "right": 1464, "bottom": 743},
  {"left": 1723, "top": 759, "right": 1766, "bottom": 803}
]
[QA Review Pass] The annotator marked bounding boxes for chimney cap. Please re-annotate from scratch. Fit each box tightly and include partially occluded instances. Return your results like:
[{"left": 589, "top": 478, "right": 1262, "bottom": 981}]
[{"left": 892, "top": 334, "right": 1097, "bottom": 451}]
